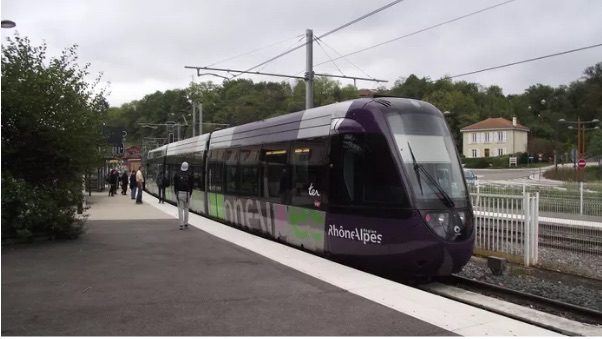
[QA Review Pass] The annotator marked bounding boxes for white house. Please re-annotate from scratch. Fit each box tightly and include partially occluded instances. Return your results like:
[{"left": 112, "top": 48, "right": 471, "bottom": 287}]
[{"left": 460, "top": 117, "right": 530, "bottom": 158}]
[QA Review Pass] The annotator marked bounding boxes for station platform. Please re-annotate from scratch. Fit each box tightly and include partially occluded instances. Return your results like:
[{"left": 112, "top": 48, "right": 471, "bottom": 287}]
[{"left": 1, "top": 191, "right": 562, "bottom": 336}]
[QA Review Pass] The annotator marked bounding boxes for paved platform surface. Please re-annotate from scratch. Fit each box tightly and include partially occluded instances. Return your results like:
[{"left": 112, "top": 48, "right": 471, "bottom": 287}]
[{"left": 1, "top": 191, "right": 561, "bottom": 336}]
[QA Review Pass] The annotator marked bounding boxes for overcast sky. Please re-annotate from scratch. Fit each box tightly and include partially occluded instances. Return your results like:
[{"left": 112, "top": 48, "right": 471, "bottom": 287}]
[{"left": 2, "top": 0, "right": 601, "bottom": 107}]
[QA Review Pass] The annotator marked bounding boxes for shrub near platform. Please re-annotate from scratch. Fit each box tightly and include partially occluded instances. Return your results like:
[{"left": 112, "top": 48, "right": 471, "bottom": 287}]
[{"left": 1, "top": 173, "right": 84, "bottom": 242}]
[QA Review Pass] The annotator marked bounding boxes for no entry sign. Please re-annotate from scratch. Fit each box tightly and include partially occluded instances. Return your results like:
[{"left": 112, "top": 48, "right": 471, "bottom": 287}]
[{"left": 578, "top": 159, "right": 586, "bottom": 168}]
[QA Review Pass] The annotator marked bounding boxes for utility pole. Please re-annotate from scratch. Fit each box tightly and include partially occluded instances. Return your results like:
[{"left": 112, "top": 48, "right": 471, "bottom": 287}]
[
  {"left": 192, "top": 102, "right": 196, "bottom": 137},
  {"left": 305, "top": 29, "right": 314, "bottom": 109},
  {"left": 186, "top": 29, "right": 387, "bottom": 111},
  {"left": 198, "top": 103, "right": 203, "bottom": 135}
]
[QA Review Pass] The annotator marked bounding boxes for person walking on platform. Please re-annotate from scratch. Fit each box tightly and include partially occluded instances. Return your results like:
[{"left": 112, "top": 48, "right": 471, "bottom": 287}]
[
  {"left": 135, "top": 166, "right": 145, "bottom": 204},
  {"left": 129, "top": 171, "right": 137, "bottom": 200},
  {"left": 173, "top": 161, "right": 193, "bottom": 230},
  {"left": 108, "top": 168, "right": 118, "bottom": 197},
  {"left": 156, "top": 168, "right": 167, "bottom": 204},
  {"left": 120, "top": 170, "right": 129, "bottom": 195}
]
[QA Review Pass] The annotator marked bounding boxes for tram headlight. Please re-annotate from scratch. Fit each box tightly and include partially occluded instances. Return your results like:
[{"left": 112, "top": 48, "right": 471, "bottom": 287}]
[
  {"left": 423, "top": 211, "right": 450, "bottom": 239},
  {"left": 457, "top": 211, "right": 466, "bottom": 224}
]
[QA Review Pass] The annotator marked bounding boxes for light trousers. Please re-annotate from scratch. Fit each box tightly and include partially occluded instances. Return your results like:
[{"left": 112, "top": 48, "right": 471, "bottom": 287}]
[{"left": 177, "top": 191, "right": 190, "bottom": 226}]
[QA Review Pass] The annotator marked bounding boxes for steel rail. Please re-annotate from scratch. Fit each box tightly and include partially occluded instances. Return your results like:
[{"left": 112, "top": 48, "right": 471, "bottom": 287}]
[{"left": 429, "top": 274, "right": 602, "bottom": 328}]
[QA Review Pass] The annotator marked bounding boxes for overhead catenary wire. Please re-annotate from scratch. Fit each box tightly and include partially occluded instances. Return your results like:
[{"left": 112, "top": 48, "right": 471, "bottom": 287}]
[
  {"left": 445, "top": 43, "right": 602, "bottom": 79},
  {"left": 205, "top": 33, "right": 304, "bottom": 67},
  {"left": 314, "top": 37, "right": 346, "bottom": 77},
  {"left": 255, "top": 35, "right": 306, "bottom": 74},
  {"left": 311, "top": 36, "right": 375, "bottom": 80},
  {"left": 313, "top": 0, "right": 516, "bottom": 68},
  {"left": 229, "top": 0, "right": 406, "bottom": 80}
]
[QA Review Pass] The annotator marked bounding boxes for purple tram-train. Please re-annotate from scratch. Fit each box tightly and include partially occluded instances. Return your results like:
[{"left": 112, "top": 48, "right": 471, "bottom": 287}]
[{"left": 145, "top": 97, "right": 474, "bottom": 277}]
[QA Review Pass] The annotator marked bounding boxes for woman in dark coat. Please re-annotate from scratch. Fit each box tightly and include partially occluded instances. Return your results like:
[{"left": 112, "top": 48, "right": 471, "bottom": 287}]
[
  {"left": 129, "top": 171, "right": 137, "bottom": 200},
  {"left": 120, "top": 171, "right": 129, "bottom": 195},
  {"left": 109, "top": 169, "right": 118, "bottom": 196}
]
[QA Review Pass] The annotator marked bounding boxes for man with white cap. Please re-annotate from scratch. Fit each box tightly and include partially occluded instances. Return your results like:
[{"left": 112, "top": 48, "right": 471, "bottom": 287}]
[{"left": 173, "top": 161, "right": 194, "bottom": 230}]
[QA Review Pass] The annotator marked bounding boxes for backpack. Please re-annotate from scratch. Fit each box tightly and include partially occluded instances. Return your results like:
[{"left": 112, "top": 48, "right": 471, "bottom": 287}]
[{"left": 176, "top": 171, "right": 191, "bottom": 192}]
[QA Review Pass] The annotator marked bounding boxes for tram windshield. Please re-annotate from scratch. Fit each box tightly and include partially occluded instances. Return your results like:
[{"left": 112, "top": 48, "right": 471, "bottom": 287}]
[{"left": 386, "top": 112, "right": 467, "bottom": 206}]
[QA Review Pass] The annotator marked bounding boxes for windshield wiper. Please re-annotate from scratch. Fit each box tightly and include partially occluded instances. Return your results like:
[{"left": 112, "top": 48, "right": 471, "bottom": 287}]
[{"left": 407, "top": 142, "right": 455, "bottom": 208}]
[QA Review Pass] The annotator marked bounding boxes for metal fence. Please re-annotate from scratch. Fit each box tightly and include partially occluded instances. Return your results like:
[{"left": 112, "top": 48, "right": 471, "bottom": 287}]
[
  {"left": 470, "top": 192, "right": 539, "bottom": 266},
  {"left": 470, "top": 182, "right": 602, "bottom": 217},
  {"left": 470, "top": 190, "right": 602, "bottom": 279}
]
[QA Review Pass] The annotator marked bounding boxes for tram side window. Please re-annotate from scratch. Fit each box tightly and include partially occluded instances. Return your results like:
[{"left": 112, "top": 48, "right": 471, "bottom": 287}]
[
  {"left": 192, "top": 151, "right": 205, "bottom": 190},
  {"left": 208, "top": 150, "right": 224, "bottom": 192},
  {"left": 291, "top": 138, "right": 328, "bottom": 208},
  {"left": 260, "top": 144, "right": 290, "bottom": 202},
  {"left": 192, "top": 165, "right": 203, "bottom": 190},
  {"left": 239, "top": 148, "right": 259, "bottom": 197},
  {"left": 331, "top": 133, "right": 407, "bottom": 206},
  {"left": 224, "top": 149, "right": 239, "bottom": 194}
]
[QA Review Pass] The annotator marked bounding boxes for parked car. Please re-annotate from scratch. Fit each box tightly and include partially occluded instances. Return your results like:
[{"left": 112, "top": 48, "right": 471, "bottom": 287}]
[{"left": 463, "top": 169, "right": 477, "bottom": 186}]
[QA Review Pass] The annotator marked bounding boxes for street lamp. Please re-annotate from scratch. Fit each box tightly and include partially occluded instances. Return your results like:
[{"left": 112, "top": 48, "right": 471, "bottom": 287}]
[{"left": 558, "top": 117, "right": 600, "bottom": 166}]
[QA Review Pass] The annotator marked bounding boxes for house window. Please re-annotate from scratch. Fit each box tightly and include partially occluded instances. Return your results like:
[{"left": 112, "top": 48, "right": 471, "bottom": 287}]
[
  {"left": 497, "top": 148, "right": 504, "bottom": 156},
  {"left": 471, "top": 149, "right": 478, "bottom": 158},
  {"left": 471, "top": 133, "right": 477, "bottom": 144},
  {"left": 484, "top": 132, "right": 491, "bottom": 143},
  {"left": 497, "top": 131, "right": 504, "bottom": 143}
]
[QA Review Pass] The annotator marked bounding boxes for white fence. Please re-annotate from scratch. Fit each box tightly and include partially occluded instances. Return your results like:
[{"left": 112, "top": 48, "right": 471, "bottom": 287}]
[
  {"left": 471, "top": 182, "right": 602, "bottom": 217},
  {"left": 470, "top": 192, "right": 539, "bottom": 266},
  {"left": 470, "top": 191, "right": 602, "bottom": 279}
]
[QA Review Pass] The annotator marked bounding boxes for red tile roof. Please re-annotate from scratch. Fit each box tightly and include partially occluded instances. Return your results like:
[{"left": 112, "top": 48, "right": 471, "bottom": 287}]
[{"left": 460, "top": 117, "right": 530, "bottom": 132}]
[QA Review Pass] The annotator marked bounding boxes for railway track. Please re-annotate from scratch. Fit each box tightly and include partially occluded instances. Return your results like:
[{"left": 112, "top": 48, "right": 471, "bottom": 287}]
[{"left": 418, "top": 274, "right": 602, "bottom": 336}]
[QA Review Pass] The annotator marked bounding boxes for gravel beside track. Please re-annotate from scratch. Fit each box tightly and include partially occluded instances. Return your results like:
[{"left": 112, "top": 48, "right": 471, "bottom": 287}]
[{"left": 456, "top": 256, "right": 602, "bottom": 313}]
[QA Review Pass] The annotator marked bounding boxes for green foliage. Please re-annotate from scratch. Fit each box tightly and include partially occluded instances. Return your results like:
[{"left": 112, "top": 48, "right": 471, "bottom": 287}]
[
  {"left": 587, "top": 129, "right": 602, "bottom": 159},
  {"left": 106, "top": 61, "right": 602, "bottom": 162},
  {"left": 1, "top": 33, "right": 105, "bottom": 240},
  {"left": 1, "top": 173, "right": 85, "bottom": 241},
  {"left": 463, "top": 155, "right": 511, "bottom": 168},
  {"left": 463, "top": 153, "right": 540, "bottom": 169}
]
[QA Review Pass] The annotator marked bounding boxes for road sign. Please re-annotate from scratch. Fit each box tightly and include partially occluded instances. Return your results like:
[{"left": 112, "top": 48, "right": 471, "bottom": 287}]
[{"left": 578, "top": 159, "right": 586, "bottom": 168}]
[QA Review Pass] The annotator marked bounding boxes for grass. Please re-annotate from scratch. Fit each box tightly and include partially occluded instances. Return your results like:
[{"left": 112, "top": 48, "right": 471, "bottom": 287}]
[{"left": 543, "top": 166, "right": 602, "bottom": 183}]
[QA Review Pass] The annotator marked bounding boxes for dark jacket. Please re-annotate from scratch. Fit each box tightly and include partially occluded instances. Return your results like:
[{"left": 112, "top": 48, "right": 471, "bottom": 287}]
[
  {"left": 129, "top": 173, "right": 137, "bottom": 189},
  {"left": 156, "top": 172, "right": 165, "bottom": 188},
  {"left": 121, "top": 173, "right": 129, "bottom": 186},
  {"left": 109, "top": 170, "right": 118, "bottom": 185},
  {"left": 173, "top": 170, "right": 193, "bottom": 194}
]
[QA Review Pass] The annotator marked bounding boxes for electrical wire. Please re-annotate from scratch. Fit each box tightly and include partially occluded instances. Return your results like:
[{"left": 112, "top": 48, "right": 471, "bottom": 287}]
[
  {"left": 229, "top": 0, "right": 405, "bottom": 79},
  {"left": 313, "top": 36, "right": 375, "bottom": 80},
  {"left": 256, "top": 35, "right": 306, "bottom": 74},
  {"left": 205, "top": 33, "right": 304, "bottom": 67},
  {"left": 315, "top": 37, "right": 346, "bottom": 77},
  {"left": 314, "top": 0, "right": 516, "bottom": 68},
  {"left": 445, "top": 43, "right": 602, "bottom": 79}
]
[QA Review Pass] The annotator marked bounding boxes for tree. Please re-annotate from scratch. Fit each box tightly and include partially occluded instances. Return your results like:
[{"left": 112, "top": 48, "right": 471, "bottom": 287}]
[
  {"left": 1, "top": 34, "right": 107, "bottom": 240},
  {"left": 586, "top": 129, "right": 602, "bottom": 160}
]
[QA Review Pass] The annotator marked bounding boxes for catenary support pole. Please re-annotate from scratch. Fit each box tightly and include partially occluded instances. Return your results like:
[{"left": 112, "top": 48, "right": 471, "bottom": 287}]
[
  {"left": 198, "top": 103, "right": 203, "bottom": 135},
  {"left": 192, "top": 102, "right": 196, "bottom": 137},
  {"left": 305, "top": 29, "right": 314, "bottom": 109}
]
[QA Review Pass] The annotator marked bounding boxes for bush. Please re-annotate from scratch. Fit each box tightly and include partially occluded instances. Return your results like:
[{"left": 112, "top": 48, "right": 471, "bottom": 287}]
[
  {"left": 1, "top": 173, "right": 84, "bottom": 242},
  {"left": 463, "top": 155, "right": 510, "bottom": 168}
]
